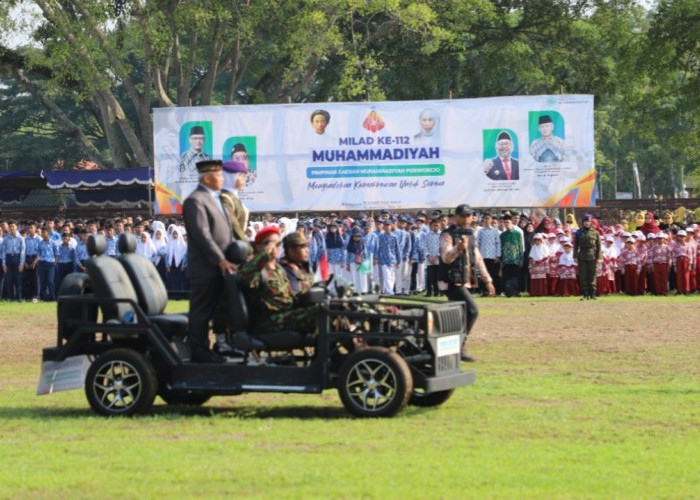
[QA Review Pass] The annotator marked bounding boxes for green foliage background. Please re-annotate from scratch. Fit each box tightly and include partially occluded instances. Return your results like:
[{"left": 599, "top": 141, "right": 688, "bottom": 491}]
[{"left": 0, "top": 0, "right": 698, "bottom": 197}]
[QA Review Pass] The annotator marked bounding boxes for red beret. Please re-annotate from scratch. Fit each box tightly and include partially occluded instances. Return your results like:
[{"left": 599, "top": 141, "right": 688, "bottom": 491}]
[{"left": 254, "top": 225, "right": 280, "bottom": 245}]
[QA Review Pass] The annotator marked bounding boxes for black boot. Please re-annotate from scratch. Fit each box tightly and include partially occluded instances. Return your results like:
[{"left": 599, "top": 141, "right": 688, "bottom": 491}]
[{"left": 460, "top": 340, "right": 476, "bottom": 362}]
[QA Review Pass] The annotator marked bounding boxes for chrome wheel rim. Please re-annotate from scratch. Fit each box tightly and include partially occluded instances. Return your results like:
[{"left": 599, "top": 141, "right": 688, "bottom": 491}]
[
  {"left": 345, "top": 359, "right": 398, "bottom": 412},
  {"left": 91, "top": 360, "right": 143, "bottom": 413}
]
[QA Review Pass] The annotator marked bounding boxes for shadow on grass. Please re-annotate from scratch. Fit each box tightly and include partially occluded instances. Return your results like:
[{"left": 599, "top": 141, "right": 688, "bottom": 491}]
[
  {"left": 151, "top": 403, "right": 351, "bottom": 420},
  {"left": 0, "top": 403, "right": 351, "bottom": 420}
]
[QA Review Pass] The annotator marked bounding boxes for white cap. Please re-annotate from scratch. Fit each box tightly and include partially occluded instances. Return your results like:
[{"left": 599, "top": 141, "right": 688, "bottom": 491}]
[
  {"left": 677, "top": 230, "right": 687, "bottom": 237},
  {"left": 605, "top": 235, "right": 614, "bottom": 242},
  {"left": 626, "top": 237, "right": 635, "bottom": 243}
]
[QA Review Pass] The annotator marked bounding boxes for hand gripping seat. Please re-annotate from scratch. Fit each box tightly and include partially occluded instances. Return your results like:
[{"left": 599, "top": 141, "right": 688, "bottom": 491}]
[{"left": 116, "top": 233, "right": 188, "bottom": 338}]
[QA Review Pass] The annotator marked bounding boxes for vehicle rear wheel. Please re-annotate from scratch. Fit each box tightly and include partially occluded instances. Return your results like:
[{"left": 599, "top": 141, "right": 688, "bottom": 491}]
[
  {"left": 337, "top": 347, "right": 413, "bottom": 418},
  {"left": 159, "top": 389, "right": 211, "bottom": 406},
  {"left": 85, "top": 349, "right": 158, "bottom": 416},
  {"left": 409, "top": 388, "right": 455, "bottom": 407}
]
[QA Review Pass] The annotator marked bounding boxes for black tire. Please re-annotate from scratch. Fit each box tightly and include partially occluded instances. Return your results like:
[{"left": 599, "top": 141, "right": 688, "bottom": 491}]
[
  {"left": 409, "top": 388, "right": 455, "bottom": 407},
  {"left": 337, "top": 347, "right": 413, "bottom": 418},
  {"left": 159, "top": 389, "right": 211, "bottom": 406},
  {"left": 85, "top": 348, "right": 158, "bottom": 416}
]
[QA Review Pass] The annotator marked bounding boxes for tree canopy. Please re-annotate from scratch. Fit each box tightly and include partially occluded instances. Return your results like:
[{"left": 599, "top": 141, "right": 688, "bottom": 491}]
[{"left": 0, "top": 0, "right": 698, "bottom": 199}]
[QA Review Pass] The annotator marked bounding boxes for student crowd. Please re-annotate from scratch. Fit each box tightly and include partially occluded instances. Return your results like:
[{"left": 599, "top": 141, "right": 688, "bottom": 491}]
[
  {"left": 2, "top": 209, "right": 696, "bottom": 302},
  {"left": 0, "top": 216, "right": 189, "bottom": 302}
]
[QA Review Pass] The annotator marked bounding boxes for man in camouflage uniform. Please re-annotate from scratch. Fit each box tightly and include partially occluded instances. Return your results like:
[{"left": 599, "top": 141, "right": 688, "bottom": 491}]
[
  {"left": 280, "top": 231, "right": 315, "bottom": 293},
  {"left": 238, "top": 226, "right": 318, "bottom": 335},
  {"left": 573, "top": 213, "right": 602, "bottom": 300}
]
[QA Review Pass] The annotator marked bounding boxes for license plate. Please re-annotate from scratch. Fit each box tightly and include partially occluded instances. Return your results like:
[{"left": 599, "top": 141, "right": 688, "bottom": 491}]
[
  {"left": 436, "top": 334, "right": 460, "bottom": 356},
  {"left": 37, "top": 355, "right": 90, "bottom": 395}
]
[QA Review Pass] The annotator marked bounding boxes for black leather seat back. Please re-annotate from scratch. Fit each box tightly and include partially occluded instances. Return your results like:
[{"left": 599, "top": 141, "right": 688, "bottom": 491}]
[
  {"left": 117, "top": 233, "right": 168, "bottom": 315},
  {"left": 223, "top": 273, "right": 305, "bottom": 351},
  {"left": 84, "top": 235, "right": 138, "bottom": 323},
  {"left": 224, "top": 274, "right": 249, "bottom": 332}
]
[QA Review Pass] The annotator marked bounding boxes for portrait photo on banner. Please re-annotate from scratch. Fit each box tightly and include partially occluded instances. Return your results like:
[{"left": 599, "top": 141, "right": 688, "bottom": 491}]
[
  {"left": 222, "top": 136, "right": 257, "bottom": 188},
  {"left": 529, "top": 111, "right": 566, "bottom": 163},
  {"left": 178, "top": 121, "right": 213, "bottom": 179},
  {"left": 482, "top": 128, "right": 519, "bottom": 181}
]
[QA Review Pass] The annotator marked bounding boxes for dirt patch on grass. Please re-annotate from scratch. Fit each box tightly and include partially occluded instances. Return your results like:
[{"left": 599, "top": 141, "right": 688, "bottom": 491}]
[
  {"left": 472, "top": 297, "right": 697, "bottom": 349},
  {"left": 2, "top": 296, "right": 698, "bottom": 369}
]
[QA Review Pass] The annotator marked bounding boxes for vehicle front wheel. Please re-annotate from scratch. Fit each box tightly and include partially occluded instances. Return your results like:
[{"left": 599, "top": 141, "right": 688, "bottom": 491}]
[
  {"left": 85, "top": 349, "right": 158, "bottom": 416},
  {"left": 337, "top": 347, "right": 413, "bottom": 418},
  {"left": 409, "top": 388, "right": 455, "bottom": 407}
]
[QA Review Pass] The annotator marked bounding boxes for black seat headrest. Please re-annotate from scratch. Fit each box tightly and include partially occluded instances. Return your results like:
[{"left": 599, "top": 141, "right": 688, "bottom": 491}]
[
  {"left": 118, "top": 233, "right": 137, "bottom": 254},
  {"left": 87, "top": 235, "right": 107, "bottom": 257},
  {"left": 225, "top": 240, "right": 253, "bottom": 265}
]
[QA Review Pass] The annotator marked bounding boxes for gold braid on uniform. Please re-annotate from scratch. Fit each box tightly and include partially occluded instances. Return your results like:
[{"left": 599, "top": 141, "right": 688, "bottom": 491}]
[{"left": 220, "top": 190, "right": 247, "bottom": 241}]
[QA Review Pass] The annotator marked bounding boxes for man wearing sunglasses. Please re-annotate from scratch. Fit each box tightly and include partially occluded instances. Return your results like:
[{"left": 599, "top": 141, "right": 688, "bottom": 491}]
[{"left": 238, "top": 225, "right": 318, "bottom": 335}]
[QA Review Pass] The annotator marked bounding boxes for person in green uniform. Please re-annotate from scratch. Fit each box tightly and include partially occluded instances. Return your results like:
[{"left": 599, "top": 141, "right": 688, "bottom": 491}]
[
  {"left": 238, "top": 225, "right": 319, "bottom": 334},
  {"left": 280, "top": 231, "right": 315, "bottom": 294},
  {"left": 573, "top": 213, "right": 602, "bottom": 300}
]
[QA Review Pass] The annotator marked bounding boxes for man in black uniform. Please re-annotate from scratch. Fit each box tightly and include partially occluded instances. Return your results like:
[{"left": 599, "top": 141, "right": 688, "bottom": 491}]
[{"left": 438, "top": 204, "right": 495, "bottom": 362}]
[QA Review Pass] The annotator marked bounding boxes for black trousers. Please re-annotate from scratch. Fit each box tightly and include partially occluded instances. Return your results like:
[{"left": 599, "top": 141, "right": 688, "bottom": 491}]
[
  {"left": 445, "top": 284, "right": 479, "bottom": 337},
  {"left": 425, "top": 265, "right": 439, "bottom": 295},
  {"left": 23, "top": 256, "right": 38, "bottom": 299},
  {"left": 482, "top": 258, "right": 501, "bottom": 295},
  {"left": 4, "top": 255, "right": 22, "bottom": 301},
  {"left": 188, "top": 273, "right": 224, "bottom": 352}
]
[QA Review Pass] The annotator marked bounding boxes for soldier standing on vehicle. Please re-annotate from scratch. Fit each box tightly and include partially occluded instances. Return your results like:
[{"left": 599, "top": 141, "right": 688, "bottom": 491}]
[
  {"left": 573, "top": 213, "right": 602, "bottom": 300},
  {"left": 438, "top": 205, "right": 495, "bottom": 362}
]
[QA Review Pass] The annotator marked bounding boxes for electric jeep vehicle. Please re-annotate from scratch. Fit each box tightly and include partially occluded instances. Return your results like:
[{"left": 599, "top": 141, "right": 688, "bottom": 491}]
[{"left": 39, "top": 234, "right": 475, "bottom": 418}]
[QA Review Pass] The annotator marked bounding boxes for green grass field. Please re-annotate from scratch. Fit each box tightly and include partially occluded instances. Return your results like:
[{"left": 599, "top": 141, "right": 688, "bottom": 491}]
[{"left": 1, "top": 296, "right": 698, "bottom": 499}]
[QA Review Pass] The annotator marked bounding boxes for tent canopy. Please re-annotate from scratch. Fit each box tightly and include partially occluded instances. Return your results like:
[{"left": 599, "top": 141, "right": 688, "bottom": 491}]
[{"left": 41, "top": 168, "right": 153, "bottom": 188}]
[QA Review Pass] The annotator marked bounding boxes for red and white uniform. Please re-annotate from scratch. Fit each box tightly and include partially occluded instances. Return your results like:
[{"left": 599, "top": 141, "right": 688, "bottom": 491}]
[
  {"left": 651, "top": 243, "right": 672, "bottom": 296},
  {"left": 618, "top": 248, "right": 641, "bottom": 295}
]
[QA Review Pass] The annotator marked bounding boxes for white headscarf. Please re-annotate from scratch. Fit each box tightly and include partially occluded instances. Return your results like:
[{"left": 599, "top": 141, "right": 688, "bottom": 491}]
[
  {"left": 152, "top": 220, "right": 166, "bottom": 236},
  {"left": 223, "top": 171, "right": 245, "bottom": 193},
  {"left": 152, "top": 228, "right": 167, "bottom": 250},
  {"left": 165, "top": 226, "right": 187, "bottom": 267},
  {"left": 546, "top": 236, "right": 560, "bottom": 256},
  {"left": 136, "top": 232, "right": 156, "bottom": 259},
  {"left": 603, "top": 241, "right": 618, "bottom": 259},
  {"left": 558, "top": 246, "right": 576, "bottom": 266},
  {"left": 529, "top": 234, "right": 550, "bottom": 262},
  {"left": 277, "top": 217, "right": 298, "bottom": 238}
]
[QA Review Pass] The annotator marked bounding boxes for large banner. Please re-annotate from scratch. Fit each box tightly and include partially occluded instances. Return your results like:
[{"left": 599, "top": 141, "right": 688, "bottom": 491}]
[{"left": 153, "top": 94, "right": 594, "bottom": 214}]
